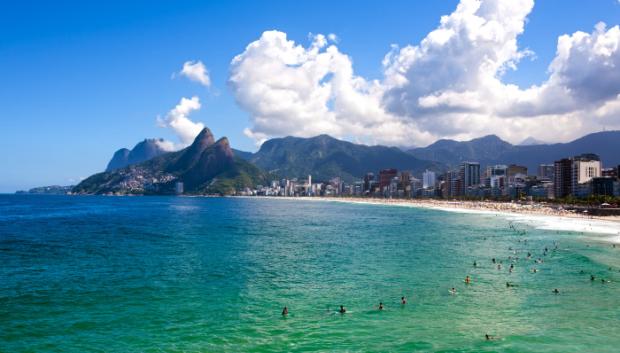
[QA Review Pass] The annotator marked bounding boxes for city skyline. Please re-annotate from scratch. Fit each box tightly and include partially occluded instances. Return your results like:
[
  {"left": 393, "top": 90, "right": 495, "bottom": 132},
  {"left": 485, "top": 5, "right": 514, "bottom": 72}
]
[{"left": 2, "top": 0, "right": 620, "bottom": 192}]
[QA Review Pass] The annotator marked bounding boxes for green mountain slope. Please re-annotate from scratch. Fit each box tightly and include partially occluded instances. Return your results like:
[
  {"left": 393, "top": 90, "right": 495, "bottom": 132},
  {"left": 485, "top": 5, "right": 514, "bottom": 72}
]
[{"left": 74, "top": 128, "right": 268, "bottom": 195}]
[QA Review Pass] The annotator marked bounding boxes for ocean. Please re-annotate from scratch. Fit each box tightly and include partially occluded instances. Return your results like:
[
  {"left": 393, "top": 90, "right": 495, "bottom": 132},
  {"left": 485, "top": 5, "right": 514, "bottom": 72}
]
[{"left": 1, "top": 195, "right": 619, "bottom": 352}]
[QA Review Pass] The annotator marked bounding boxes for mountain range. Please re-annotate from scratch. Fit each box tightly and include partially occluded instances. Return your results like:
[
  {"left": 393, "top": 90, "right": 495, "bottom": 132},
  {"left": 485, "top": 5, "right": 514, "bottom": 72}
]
[
  {"left": 74, "top": 128, "right": 267, "bottom": 195},
  {"left": 76, "top": 129, "right": 619, "bottom": 195},
  {"left": 408, "top": 130, "right": 620, "bottom": 172},
  {"left": 106, "top": 139, "right": 170, "bottom": 171},
  {"left": 240, "top": 134, "right": 442, "bottom": 182}
]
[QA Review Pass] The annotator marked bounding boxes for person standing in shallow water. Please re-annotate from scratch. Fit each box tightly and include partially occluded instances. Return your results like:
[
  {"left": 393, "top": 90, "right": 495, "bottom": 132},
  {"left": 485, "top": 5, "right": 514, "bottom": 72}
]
[
  {"left": 401, "top": 296, "right": 407, "bottom": 304},
  {"left": 339, "top": 305, "right": 346, "bottom": 314},
  {"left": 379, "top": 302, "right": 384, "bottom": 310},
  {"left": 282, "top": 306, "right": 288, "bottom": 316}
]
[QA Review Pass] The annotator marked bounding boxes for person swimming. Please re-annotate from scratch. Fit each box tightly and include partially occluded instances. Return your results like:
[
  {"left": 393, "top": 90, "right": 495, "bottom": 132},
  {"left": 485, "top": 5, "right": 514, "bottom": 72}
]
[
  {"left": 591, "top": 275, "right": 596, "bottom": 281},
  {"left": 339, "top": 305, "right": 346, "bottom": 314},
  {"left": 492, "top": 258, "right": 496, "bottom": 264},
  {"left": 282, "top": 306, "right": 288, "bottom": 316},
  {"left": 485, "top": 334, "right": 496, "bottom": 341},
  {"left": 465, "top": 275, "right": 471, "bottom": 284},
  {"left": 531, "top": 268, "right": 538, "bottom": 273},
  {"left": 401, "top": 296, "right": 407, "bottom": 304},
  {"left": 379, "top": 302, "right": 384, "bottom": 310},
  {"left": 497, "top": 264, "right": 502, "bottom": 270},
  {"left": 553, "top": 288, "right": 560, "bottom": 294},
  {"left": 473, "top": 261, "right": 477, "bottom": 267}
]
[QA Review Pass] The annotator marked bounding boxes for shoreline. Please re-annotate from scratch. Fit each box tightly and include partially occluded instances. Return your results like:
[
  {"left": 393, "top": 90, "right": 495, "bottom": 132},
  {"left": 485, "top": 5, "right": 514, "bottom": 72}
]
[{"left": 245, "top": 196, "right": 620, "bottom": 241}]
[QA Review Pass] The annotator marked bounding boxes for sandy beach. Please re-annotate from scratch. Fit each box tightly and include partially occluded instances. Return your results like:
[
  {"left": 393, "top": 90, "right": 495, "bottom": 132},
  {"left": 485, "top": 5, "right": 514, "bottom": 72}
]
[{"left": 248, "top": 196, "right": 620, "bottom": 241}]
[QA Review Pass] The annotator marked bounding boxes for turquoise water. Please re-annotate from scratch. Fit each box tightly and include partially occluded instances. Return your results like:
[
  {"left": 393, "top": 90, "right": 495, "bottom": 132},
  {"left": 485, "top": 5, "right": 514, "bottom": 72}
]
[{"left": 1, "top": 195, "right": 619, "bottom": 352}]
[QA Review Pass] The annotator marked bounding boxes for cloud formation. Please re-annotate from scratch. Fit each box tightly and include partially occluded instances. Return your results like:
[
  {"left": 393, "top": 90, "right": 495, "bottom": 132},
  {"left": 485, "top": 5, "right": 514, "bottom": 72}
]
[
  {"left": 180, "top": 60, "right": 211, "bottom": 87},
  {"left": 230, "top": 0, "right": 620, "bottom": 147},
  {"left": 229, "top": 31, "right": 432, "bottom": 146},
  {"left": 157, "top": 96, "right": 205, "bottom": 147}
]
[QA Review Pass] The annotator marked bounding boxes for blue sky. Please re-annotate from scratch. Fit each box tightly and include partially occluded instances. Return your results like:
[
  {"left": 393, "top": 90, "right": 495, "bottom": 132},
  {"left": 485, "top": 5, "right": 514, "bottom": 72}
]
[{"left": 1, "top": 0, "right": 619, "bottom": 192}]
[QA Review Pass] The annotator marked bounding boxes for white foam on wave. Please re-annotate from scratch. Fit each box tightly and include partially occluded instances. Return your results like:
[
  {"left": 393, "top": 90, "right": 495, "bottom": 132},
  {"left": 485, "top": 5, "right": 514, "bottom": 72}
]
[
  {"left": 411, "top": 204, "right": 620, "bottom": 241},
  {"left": 263, "top": 197, "right": 620, "bottom": 242}
]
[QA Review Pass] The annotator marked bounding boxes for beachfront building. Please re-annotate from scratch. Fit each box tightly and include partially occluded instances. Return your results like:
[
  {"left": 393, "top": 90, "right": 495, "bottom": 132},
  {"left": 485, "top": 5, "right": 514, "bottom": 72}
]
[
  {"left": 554, "top": 158, "right": 573, "bottom": 198},
  {"left": 460, "top": 162, "right": 480, "bottom": 188},
  {"left": 363, "top": 173, "right": 375, "bottom": 194},
  {"left": 423, "top": 170, "right": 436, "bottom": 189},
  {"left": 554, "top": 154, "right": 602, "bottom": 198},
  {"left": 379, "top": 169, "right": 398, "bottom": 195},
  {"left": 443, "top": 170, "right": 462, "bottom": 197},
  {"left": 571, "top": 154, "right": 602, "bottom": 196}
]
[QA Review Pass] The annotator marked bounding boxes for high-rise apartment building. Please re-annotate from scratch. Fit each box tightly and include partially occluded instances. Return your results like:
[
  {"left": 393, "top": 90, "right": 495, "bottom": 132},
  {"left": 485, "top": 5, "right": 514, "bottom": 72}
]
[{"left": 422, "top": 170, "right": 436, "bottom": 189}]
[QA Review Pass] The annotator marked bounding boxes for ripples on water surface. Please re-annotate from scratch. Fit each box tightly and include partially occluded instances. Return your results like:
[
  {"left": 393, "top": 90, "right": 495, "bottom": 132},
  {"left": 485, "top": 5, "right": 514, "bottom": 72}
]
[{"left": 1, "top": 195, "right": 619, "bottom": 352}]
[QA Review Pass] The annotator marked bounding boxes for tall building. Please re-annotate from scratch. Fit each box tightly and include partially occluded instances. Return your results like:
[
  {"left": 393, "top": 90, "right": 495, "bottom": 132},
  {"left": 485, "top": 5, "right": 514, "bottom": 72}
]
[
  {"left": 554, "top": 158, "right": 572, "bottom": 198},
  {"left": 538, "top": 164, "right": 554, "bottom": 180},
  {"left": 379, "top": 168, "right": 398, "bottom": 191},
  {"left": 554, "top": 154, "right": 601, "bottom": 198},
  {"left": 444, "top": 170, "right": 462, "bottom": 197},
  {"left": 571, "top": 154, "right": 601, "bottom": 194},
  {"left": 363, "top": 173, "right": 375, "bottom": 193},
  {"left": 422, "top": 170, "right": 436, "bottom": 189},
  {"left": 400, "top": 171, "right": 411, "bottom": 193},
  {"left": 379, "top": 169, "right": 398, "bottom": 190},
  {"left": 460, "top": 162, "right": 480, "bottom": 188}
]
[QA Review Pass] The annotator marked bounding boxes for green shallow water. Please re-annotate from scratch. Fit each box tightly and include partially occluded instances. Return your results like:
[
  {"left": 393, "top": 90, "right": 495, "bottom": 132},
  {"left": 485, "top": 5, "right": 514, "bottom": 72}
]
[{"left": 1, "top": 195, "right": 619, "bottom": 352}]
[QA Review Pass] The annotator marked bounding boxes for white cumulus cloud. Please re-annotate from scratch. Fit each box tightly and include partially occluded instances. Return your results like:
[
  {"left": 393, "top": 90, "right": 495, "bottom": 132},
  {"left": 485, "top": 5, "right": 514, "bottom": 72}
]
[
  {"left": 230, "top": 0, "right": 620, "bottom": 146},
  {"left": 229, "top": 30, "right": 432, "bottom": 146},
  {"left": 157, "top": 96, "right": 205, "bottom": 148},
  {"left": 179, "top": 60, "right": 211, "bottom": 87}
]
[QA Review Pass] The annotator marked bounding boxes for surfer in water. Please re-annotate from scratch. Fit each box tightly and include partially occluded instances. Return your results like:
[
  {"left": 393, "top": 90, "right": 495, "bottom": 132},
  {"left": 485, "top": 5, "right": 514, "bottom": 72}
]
[
  {"left": 339, "top": 305, "right": 346, "bottom": 314},
  {"left": 379, "top": 302, "right": 384, "bottom": 310},
  {"left": 282, "top": 306, "right": 288, "bottom": 316}
]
